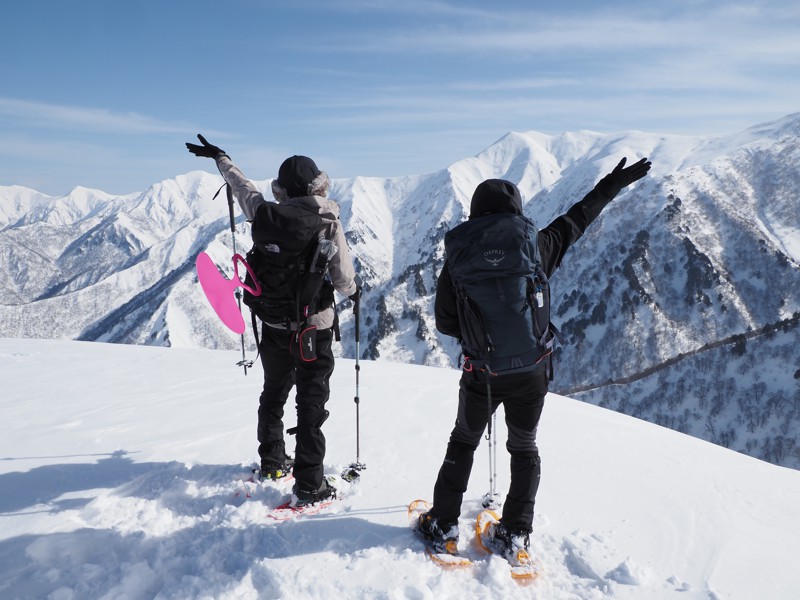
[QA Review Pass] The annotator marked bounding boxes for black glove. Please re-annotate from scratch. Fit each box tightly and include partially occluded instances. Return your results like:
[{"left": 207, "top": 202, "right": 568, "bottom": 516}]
[
  {"left": 185, "top": 134, "right": 224, "bottom": 159},
  {"left": 596, "top": 157, "right": 652, "bottom": 199},
  {"left": 349, "top": 285, "right": 362, "bottom": 304}
]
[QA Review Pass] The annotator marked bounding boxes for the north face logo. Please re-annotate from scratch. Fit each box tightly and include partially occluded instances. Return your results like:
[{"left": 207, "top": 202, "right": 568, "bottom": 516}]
[{"left": 484, "top": 249, "right": 505, "bottom": 267}]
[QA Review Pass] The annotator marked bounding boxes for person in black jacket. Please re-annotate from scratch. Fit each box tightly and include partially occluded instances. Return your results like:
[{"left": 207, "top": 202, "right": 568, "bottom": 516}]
[{"left": 417, "top": 157, "right": 652, "bottom": 558}]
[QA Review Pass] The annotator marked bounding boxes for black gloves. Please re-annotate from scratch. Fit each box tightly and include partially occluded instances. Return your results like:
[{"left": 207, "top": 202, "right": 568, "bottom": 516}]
[
  {"left": 185, "top": 134, "right": 224, "bottom": 159},
  {"left": 596, "top": 157, "right": 652, "bottom": 199}
]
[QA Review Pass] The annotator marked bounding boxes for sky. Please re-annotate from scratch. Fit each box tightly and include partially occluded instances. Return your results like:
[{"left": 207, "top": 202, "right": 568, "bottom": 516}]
[
  {"left": 2, "top": 0, "right": 799, "bottom": 196},
  {"left": 2, "top": 338, "right": 800, "bottom": 599}
]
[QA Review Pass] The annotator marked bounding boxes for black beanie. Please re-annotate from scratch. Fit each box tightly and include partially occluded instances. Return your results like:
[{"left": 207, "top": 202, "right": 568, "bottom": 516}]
[
  {"left": 469, "top": 179, "right": 523, "bottom": 218},
  {"left": 277, "top": 155, "right": 321, "bottom": 198}
]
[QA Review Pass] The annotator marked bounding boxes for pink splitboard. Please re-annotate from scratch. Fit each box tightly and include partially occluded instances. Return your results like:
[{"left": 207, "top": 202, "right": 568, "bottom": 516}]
[{"left": 196, "top": 252, "right": 261, "bottom": 334}]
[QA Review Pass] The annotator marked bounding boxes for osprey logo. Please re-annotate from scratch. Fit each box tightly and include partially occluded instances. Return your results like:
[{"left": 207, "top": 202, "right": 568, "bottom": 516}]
[{"left": 483, "top": 249, "right": 506, "bottom": 267}]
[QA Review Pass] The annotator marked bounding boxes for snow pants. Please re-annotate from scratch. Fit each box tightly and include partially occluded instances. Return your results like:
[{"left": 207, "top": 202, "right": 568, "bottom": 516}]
[
  {"left": 257, "top": 326, "right": 335, "bottom": 490},
  {"left": 431, "top": 365, "right": 547, "bottom": 533}
]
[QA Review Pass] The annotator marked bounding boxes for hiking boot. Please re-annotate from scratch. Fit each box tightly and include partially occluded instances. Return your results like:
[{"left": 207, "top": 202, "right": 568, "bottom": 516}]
[
  {"left": 259, "top": 457, "right": 294, "bottom": 480},
  {"left": 293, "top": 477, "right": 337, "bottom": 506},
  {"left": 487, "top": 521, "right": 532, "bottom": 566},
  {"left": 416, "top": 511, "right": 460, "bottom": 554}
]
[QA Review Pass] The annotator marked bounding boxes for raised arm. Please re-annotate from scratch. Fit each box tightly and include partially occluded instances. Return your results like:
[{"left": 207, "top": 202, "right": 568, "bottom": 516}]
[
  {"left": 538, "top": 157, "right": 651, "bottom": 277},
  {"left": 186, "top": 133, "right": 266, "bottom": 221}
]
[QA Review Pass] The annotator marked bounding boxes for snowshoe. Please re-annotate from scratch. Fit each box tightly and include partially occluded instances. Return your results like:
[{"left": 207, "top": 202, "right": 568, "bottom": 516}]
[
  {"left": 408, "top": 499, "right": 471, "bottom": 568},
  {"left": 476, "top": 509, "right": 540, "bottom": 580}
]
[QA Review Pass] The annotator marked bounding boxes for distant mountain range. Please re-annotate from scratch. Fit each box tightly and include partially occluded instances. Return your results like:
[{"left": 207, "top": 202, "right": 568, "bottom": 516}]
[{"left": 2, "top": 114, "right": 799, "bottom": 468}]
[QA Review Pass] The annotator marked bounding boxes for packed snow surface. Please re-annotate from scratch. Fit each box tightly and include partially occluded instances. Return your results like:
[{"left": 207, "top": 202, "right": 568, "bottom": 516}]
[{"left": 1, "top": 338, "right": 799, "bottom": 599}]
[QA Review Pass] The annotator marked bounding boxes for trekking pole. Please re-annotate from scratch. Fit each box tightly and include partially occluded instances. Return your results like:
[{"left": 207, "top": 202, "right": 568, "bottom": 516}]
[
  {"left": 482, "top": 375, "right": 501, "bottom": 509},
  {"left": 342, "top": 286, "right": 366, "bottom": 482},
  {"left": 222, "top": 183, "right": 253, "bottom": 375}
]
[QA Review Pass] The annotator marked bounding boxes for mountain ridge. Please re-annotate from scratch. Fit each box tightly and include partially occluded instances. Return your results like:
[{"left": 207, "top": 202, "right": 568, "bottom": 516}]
[{"left": 2, "top": 114, "right": 799, "bottom": 468}]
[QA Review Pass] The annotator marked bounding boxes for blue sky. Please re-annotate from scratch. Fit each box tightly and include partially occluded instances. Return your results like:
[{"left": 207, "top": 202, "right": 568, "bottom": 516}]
[{"left": 2, "top": 0, "right": 799, "bottom": 196}]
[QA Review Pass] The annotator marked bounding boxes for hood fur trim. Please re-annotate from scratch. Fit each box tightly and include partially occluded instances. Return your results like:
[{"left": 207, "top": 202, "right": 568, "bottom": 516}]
[{"left": 271, "top": 171, "right": 329, "bottom": 202}]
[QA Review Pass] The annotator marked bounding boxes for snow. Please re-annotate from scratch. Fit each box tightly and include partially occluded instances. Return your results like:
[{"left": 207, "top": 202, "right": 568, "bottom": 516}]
[{"left": 2, "top": 338, "right": 799, "bottom": 599}]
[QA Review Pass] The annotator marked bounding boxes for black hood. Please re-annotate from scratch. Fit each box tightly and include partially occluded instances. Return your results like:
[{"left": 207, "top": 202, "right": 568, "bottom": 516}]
[
  {"left": 469, "top": 179, "right": 523, "bottom": 218},
  {"left": 277, "top": 155, "right": 321, "bottom": 198}
]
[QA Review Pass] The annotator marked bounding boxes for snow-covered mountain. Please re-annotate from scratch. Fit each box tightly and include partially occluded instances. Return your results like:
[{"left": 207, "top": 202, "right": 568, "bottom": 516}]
[
  {"left": 2, "top": 114, "right": 799, "bottom": 469},
  {"left": 2, "top": 338, "right": 799, "bottom": 599}
]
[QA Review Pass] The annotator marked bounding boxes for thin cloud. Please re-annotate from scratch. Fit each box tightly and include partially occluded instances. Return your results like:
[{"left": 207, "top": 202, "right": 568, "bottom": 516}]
[
  {"left": 0, "top": 98, "right": 208, "bottom": 136},
  {"left": 315, "top": 2, "right": 799, "bottom": 61},
  {"left": 307, "top": 0, "right": 500, "bottom": 21}
]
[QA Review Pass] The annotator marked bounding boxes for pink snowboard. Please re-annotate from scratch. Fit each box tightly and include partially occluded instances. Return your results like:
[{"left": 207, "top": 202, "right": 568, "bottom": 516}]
[{"left": 196, "top": 252, "right": 262, "bottom": 334}]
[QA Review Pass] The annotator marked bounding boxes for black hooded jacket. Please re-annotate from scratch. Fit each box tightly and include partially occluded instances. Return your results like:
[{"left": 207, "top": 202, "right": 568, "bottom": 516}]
[{"left": 435, "top": 180, "right": 617, "bottom": 339}]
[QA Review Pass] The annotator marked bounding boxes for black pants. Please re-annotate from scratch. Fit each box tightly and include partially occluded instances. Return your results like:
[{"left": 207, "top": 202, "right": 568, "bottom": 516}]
[
  {"left": 257, "top": 326, "right": 335, "bottom": 490},
  {"left": 431, "top": 366, "right": 547, "bottom": 533}
]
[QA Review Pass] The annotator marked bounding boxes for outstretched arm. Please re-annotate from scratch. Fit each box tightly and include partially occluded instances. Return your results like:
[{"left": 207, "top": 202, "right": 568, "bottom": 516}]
[
  {"left": 186, "top": 134, "right": 266, "bottom": 221},
  {"left": 538, "top": 157, "right": 651, "bottom": 277}
]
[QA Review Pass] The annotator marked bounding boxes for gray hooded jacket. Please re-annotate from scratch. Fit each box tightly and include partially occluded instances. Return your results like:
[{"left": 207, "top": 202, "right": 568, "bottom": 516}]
[{"left": 215, "top": 154, "right": 358, "bottom": 331}]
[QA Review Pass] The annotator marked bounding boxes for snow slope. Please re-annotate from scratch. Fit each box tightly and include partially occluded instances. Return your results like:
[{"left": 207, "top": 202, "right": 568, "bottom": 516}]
[{"left": 1, "top": 338, "right": 798, "bottom": 599}]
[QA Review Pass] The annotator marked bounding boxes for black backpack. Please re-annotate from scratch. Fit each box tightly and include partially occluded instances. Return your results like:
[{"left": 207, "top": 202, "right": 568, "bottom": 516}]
[
  {"left": 242, "top": 202, "right": 335, "bottom": 328},
  {"left": 444, "top": 213, "right": 561, "bottom": 376}
]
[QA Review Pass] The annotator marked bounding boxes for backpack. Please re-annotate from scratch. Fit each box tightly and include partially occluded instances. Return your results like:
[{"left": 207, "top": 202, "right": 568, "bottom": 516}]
[
  {"left": 444, "top": 213, "right": 561, "bottom": 376},
  {"left": 242, "top": 202, "right": 336, "bottom": 330}
]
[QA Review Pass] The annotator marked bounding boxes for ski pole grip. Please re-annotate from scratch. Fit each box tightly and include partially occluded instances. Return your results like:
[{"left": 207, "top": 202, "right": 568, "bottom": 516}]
[
  {"left": 354, "top": 295, "right": 361, "bottom": 338},
  {"left": 226, "top": 184, "right": 236, "bottom": 234}
]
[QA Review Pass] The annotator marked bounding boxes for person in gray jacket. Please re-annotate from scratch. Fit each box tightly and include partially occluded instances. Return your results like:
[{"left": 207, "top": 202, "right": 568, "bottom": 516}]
[{"left": 187, "top": 135, "right": 359, "bottom": 505}]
